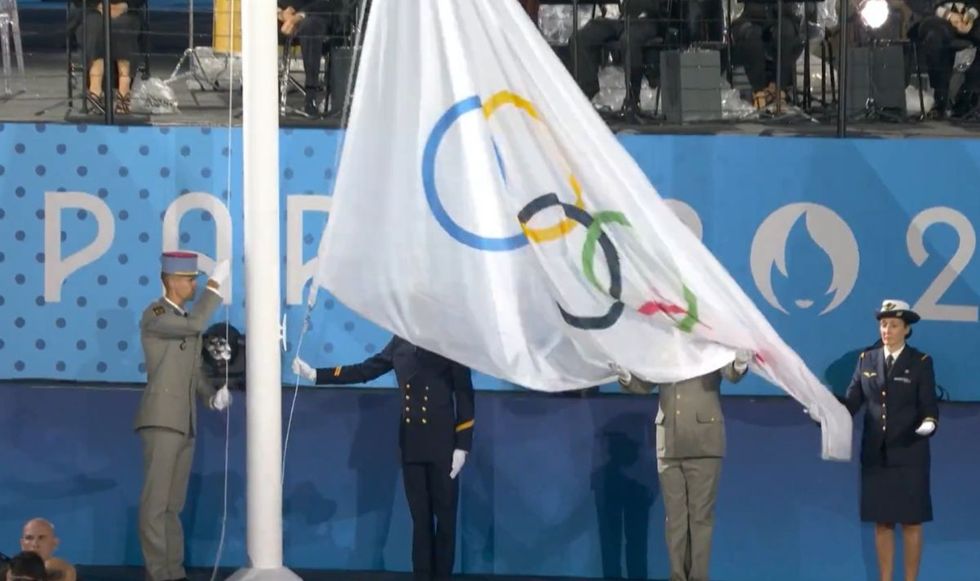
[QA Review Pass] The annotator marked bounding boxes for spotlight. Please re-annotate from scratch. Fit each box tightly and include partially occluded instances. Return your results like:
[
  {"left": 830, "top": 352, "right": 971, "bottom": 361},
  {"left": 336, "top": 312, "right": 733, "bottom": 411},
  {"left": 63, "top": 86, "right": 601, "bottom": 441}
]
[{"left": 860, "top": 0, "right": 890, "bottom": 29}]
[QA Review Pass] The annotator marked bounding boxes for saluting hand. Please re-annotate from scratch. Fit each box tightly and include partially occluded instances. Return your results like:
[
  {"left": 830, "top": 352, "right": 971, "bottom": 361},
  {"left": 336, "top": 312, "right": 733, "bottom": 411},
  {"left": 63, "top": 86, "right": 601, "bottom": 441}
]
[{"left": 209, "top": 259, "right": 230, "bottom": 289}]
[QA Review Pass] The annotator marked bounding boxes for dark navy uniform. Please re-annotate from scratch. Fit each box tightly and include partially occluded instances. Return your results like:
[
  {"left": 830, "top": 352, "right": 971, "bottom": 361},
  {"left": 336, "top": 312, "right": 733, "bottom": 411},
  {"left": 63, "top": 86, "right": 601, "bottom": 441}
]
[
  {"left": 845, "top": 345, "right": 939, "bottom": 524},
  {"left": 313, "top": 336, "right": 474, "bottom": 580}
]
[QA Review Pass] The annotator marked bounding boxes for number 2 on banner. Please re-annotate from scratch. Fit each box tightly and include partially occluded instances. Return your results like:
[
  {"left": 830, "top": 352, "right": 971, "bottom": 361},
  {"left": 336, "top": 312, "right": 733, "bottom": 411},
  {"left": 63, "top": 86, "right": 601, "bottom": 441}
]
[{"left": 906, "top": 207, "right": 978, "bottom": 322}]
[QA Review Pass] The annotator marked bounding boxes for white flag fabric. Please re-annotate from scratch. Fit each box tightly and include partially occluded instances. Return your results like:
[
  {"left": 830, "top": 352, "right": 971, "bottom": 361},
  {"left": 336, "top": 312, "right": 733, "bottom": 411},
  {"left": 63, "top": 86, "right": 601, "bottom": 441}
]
[{"left": 315, "top": 0, "right": 851, "bottom": 460}]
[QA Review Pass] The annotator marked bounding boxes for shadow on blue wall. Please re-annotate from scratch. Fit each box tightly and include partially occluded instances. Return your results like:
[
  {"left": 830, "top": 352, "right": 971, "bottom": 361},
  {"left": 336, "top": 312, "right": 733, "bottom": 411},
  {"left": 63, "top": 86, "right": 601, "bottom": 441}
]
[{"left": 1, "top": 384, "right": 979, "bottom": 581}]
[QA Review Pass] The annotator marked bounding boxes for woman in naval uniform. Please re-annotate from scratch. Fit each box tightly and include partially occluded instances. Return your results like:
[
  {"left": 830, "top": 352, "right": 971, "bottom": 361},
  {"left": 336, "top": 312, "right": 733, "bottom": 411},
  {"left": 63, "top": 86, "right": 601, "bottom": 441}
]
[{"left": 845, "top": 299, "right": 939, "bottom": 581}]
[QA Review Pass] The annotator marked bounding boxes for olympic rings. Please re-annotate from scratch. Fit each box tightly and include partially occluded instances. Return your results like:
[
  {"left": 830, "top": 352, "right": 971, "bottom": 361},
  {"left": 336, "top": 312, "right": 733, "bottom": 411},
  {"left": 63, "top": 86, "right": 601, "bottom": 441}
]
[
  {"left": 422, "top": 92, "right": 584, "bottom": 250},
  {"left": 424, "top": 92, "right": 704, "bottom": 332}
]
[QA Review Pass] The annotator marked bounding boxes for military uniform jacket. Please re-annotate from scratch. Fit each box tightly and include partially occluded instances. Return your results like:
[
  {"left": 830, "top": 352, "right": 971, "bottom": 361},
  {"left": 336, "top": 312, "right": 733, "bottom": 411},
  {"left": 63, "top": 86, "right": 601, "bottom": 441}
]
[
  {"left": 135, "top": 290, "right": 221, "bottom": 436},
  {"left": 623, "top": 363, "right": 745, "bottom": 459},
  {"left": 315, "top": 337, "right": 475, "bottom": 464},
  {"left": 845, "top": 346, "right": 939, "bottom": 467}
]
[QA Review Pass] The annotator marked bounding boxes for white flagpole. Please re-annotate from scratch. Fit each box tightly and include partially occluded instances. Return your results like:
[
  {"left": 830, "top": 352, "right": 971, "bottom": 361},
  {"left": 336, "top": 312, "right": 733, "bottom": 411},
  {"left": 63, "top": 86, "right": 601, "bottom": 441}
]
[{"left": 227, "top": 0, "right": 299, "bottom": 579}]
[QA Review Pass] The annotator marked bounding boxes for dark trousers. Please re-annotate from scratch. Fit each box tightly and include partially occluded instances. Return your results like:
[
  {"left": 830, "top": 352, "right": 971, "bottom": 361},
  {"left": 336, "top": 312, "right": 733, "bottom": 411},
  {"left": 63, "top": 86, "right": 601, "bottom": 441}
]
[
  {"left": 917, "top": 16, "right": 980, "bottom": 107},
  {"left": 732, "top": 16, "right": 803, "bottom": 92},
  {"left": 403, "top": 461, "right": 458, "bottom": 580},
  {"left": 283, "top": 14, "right": 330, "bottom": 92},
  {"left": 573, "top": 18, "right": 663, "bottom": 99}
]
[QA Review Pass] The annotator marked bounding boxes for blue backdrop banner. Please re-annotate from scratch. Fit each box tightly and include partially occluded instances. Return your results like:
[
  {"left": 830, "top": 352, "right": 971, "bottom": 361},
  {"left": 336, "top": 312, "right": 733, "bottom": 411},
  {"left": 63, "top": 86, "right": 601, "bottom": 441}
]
[{"left": 1, "top": 122, "right": 979, "bottom": 399}]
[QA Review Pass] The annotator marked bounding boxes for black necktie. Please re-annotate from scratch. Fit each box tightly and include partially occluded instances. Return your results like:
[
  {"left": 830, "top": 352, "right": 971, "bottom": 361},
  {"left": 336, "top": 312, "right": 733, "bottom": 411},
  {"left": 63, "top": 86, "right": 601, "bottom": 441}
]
[{"left": 885, "top": 354, "right": 894, "bottom": 376}]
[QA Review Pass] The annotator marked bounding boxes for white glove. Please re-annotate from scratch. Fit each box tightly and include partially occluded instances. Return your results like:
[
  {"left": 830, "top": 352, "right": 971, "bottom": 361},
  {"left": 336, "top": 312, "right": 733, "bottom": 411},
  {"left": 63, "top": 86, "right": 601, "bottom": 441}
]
[
  {"left": 209, "top": 259, "right": 231, "bottom": 288},
  {"left": 734, "top": 349, "right": 752, "bottom": 371},
  {"left": 449, "top": 449, "right": 468, "bottom": 479},
  {"left": 803, "top": 407, "right": 820, "bottom": 424},
  {"left": 915, "top": 419, "right": 936, "bottom": 436},
  {"left": 609, "top": 362, "right": 632, "bottom": 384},
  {"left": 292, "top": 357, "right": 317, "bottom": 382},
  {"left": 211, "top": 385, "right": 232, "bottom": 411}
]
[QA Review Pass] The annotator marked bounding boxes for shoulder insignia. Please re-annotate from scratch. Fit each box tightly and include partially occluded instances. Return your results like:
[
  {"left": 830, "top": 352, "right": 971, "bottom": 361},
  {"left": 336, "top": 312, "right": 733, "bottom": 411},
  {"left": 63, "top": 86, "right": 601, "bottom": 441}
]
[
  {"left": 860, "top": 352, "right": 865, "bottom": 359},
  {"left": 152, "top": 305, "right": 166, "bottom": 316},
  {"left": 921, "top": 354, "right": 929, "bottom": 361}
]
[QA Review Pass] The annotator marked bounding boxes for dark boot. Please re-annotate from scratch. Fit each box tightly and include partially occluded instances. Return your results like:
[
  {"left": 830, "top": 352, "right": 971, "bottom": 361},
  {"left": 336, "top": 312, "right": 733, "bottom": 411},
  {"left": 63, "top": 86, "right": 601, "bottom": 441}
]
[
  {"left": 951, "top": 85, "right": 980, "bottom": 118},
  {"left": 931, "top": 92, "right": 951, "bottom": 119},
  {"left": 304, "top": 88, "right": 320, "bottom": 117}
]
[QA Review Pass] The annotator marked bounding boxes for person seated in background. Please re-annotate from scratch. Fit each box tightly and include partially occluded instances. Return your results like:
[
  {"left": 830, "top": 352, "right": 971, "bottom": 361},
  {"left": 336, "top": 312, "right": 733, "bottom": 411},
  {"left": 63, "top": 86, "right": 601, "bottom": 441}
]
[
  {"left": 914, "top": 0, "right": 980, "bottom": 117},
  {"left": 573, "top": 0, "right": 668, "bottom": 111},
  {"left": 72, "top": 0, "right": 143, "bottom": 115},
  {"left": 5, "top": 552, "right": 48, "bottom": 581},
  {"left": 19, "top": 520, "right": 75, "bottom": 581},
  {"left": 519, "top": 0, "right": 541, "bottom": 22},
  {"left": 278, "top": 0, "right": 352, "bottom": 116},
  {"left": 731, "top": 0, "right": 805, "bottom": 110}
]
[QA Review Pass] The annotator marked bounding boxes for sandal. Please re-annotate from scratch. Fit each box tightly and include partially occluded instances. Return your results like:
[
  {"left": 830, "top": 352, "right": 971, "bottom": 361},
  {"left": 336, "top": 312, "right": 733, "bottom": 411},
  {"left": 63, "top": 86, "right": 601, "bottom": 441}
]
[
  {"left": 86, "top": 91, "right": 105, "bottom": 113},
  {"left": 114, "top": 91, "right": 131, "bottom": 115}
]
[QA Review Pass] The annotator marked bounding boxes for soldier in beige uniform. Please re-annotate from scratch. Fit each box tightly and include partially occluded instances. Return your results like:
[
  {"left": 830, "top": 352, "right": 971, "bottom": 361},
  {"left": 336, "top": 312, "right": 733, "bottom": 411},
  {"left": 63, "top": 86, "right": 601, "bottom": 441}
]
[
  {"left": 136, "top": 252, "right": 232, "bottom": 581},
  {"left": 613, "top": 350, "right": 750, "bottom": 581}
]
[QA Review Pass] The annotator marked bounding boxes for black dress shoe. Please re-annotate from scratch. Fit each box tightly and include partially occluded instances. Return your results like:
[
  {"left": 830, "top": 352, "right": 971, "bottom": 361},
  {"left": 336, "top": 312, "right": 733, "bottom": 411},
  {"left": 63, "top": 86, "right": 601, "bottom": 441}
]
[{"left": 304, "top": 92, "right": 320, "bottom": 118}]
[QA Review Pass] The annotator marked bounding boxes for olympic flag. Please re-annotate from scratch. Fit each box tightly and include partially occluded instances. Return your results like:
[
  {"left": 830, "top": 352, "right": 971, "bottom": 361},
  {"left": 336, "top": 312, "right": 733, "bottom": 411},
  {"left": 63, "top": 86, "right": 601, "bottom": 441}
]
[{"left": 314, "top": 0, "right": 851, "bottom": 460}]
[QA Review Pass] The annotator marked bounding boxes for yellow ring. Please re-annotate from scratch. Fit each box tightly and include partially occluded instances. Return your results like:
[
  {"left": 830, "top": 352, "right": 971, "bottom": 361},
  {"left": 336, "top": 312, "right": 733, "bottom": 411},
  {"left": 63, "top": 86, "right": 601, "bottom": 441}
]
[{"left": 482, "top": 91, "right": 585, "bottom": 243}]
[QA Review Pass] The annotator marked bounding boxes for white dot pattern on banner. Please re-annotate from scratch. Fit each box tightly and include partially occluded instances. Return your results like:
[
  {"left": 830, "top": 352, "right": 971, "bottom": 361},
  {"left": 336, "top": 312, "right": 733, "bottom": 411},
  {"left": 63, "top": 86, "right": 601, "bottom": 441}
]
[{"left": 0, "top": 123, "right": 453, "bottom": 387}]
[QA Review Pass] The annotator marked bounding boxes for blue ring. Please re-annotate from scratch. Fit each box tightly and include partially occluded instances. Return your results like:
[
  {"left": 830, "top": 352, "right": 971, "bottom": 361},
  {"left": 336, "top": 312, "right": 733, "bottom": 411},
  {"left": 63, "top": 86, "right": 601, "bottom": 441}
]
[{"left": 422, "top": 96, "right": 528, "bottom": 252}]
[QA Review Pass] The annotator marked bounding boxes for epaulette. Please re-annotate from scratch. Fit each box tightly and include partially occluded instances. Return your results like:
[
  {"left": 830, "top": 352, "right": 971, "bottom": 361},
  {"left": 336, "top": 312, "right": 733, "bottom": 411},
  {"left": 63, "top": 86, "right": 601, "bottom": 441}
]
[{"left": 152, "top": 305, "right": 166, "bottom": 316}]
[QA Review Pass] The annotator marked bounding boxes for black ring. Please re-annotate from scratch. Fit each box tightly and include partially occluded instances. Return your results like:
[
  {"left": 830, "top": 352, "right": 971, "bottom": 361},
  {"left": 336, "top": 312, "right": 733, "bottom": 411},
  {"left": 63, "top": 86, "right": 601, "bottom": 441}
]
[{"left": 518, "top": 193, "right": 624, "bottom": 330}]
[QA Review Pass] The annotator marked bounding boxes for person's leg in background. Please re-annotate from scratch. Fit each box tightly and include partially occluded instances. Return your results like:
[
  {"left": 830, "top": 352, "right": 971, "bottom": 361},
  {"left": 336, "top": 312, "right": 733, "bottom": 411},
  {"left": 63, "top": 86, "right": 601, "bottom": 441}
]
[
  {"left": 732, "top": 18, "right": 770, "bottom": 108},
  {"left": 917, "top": 16, "right": 957, "bottom": 115},
  {"left": 574, "top": 18, "right": 622, "bottom": 101},
  {"left": 624, "top": 18, "right": 662, "bottom": 109},
  {"left": 295, "top": 14, "right": 329, "bottom": 116}
]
